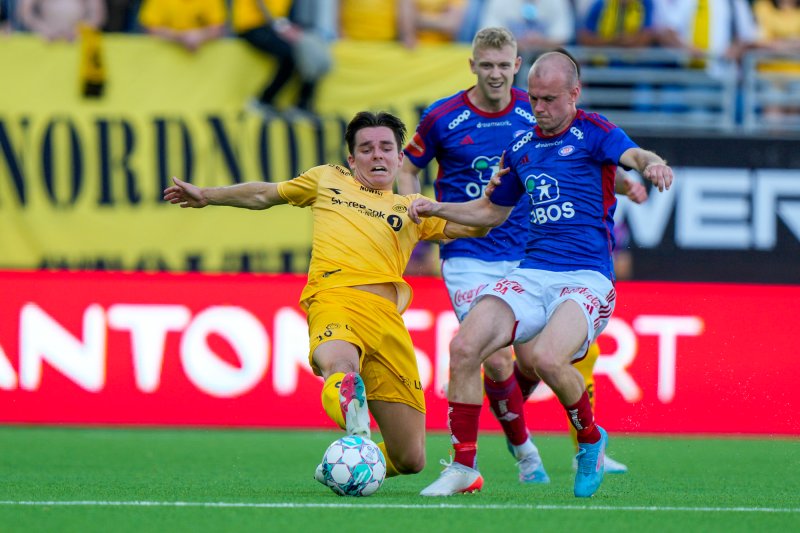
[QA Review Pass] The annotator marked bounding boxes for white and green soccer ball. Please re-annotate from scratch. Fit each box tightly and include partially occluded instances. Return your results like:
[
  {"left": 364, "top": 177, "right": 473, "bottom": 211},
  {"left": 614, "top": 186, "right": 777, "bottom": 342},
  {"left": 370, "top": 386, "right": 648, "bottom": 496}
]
[{"left": 320, "top": 435, "right": 386, "bottom": 496}]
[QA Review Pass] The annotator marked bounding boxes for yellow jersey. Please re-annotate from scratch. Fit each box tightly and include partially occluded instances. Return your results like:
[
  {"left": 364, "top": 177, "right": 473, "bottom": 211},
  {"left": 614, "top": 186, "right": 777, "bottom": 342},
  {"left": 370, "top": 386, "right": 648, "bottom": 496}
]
[
  {"left": 415, "top": 0, "right": 466, "bottom": 44},
  {"left": 139, "top": 0, "right": 227, "bottom": 31},
  {"left": 339, "top": 0, "right": 398, "bottom": 41},
  {"left": 230, "top": 0, "right": 293, "bottom": 34},
  {"left": 277, "top": 164, "right": 449, "bottom": 313}
]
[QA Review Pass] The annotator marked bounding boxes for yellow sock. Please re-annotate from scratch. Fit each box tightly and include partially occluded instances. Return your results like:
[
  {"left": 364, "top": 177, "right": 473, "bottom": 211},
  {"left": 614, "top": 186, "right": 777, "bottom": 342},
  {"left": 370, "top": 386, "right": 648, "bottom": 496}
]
[
  {"left": 321, "top": 372, "right": 346, "bottom": 430},
  {"left": 570, "top": 343, "right": 599, "bottom": 450},
  {"left": 377, "top": 441, "right": 400, "bottom": 478}
]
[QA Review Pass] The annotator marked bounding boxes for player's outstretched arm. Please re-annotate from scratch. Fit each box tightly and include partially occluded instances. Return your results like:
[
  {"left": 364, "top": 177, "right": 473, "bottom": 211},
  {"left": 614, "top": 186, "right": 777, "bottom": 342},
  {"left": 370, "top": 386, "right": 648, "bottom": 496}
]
[
  {"left": 619, "top": 148, "right": 673, "bottom": 193},
  {"left": 163, "top": 177, "right": 287, "bottom": 210},
  {"left": 409, "top": 195, "right": 512, "bottom": 230},
  {"left": 614, "top": 168, "right": 648, "bottom": 204}
]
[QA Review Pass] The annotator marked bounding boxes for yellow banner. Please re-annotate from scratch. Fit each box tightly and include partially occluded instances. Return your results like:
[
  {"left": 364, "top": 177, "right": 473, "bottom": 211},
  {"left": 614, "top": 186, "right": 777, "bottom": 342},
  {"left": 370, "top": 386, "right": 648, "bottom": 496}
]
[{"left": 0, "top": 35, "right": 474, "bottom": 272}]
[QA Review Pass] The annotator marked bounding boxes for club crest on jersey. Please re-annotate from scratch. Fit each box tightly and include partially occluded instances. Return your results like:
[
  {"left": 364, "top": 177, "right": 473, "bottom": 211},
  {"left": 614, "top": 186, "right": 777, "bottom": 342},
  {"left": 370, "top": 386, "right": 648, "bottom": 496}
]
[
  {"left": 524, "top": 174, "right": 575, "bottom": 224},
  {"left": 558, "top": 145, "right": 575, "bottom": 156},
  {"left": 467, "top": 155, "right": 500, "bottom": 198}
]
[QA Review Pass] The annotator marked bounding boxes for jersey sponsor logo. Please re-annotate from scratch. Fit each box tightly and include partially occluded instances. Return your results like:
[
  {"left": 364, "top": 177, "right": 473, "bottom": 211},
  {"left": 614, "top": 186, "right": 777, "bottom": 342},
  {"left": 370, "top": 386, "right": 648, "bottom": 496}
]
[
  {"left": 406, "top": 132, "right": 425, "bottom": 158},
  {"left": 392, "top": 204, "right": 408, "bottom": 213},
  {"left": 466, "top": 155, "right": 501, "bottom": 198},
  {"left": 476, "top": 120, "right": 512, "bottom": 128},
  {"left": 331, "top": 197, "right": 387, "bottom": 219},
  {"left": 447, "top": 110, "right": 471, "bottom": 130},
  {"left": 570, "top": 126, "right": 584, "bottom": 140},
  {"left": 526, "top": 174, "right": 560, "bottom": 205},
  {"left": 535, "top": 139, "right": 563, "bottom": 148},
  {"left": 460, "top": 135, "right": 474, "bottom": 145},
  {"left": 453, "top": 283, "right": 488, "bottom": 307},
  {"left": 558, "top": 145, "right": 575, "bottom": 156},
  {"left": 515, "top": 107, "right": 535, "bottom": 123},
  {"left": 332, "top": 197, "right": 367, "bottom": 209},
  {"left": 387, "top": 214, "right": 403, "bottom": 231},
  {"left": 524, "top": 174, "right": 576, "bottom": 224},
  {"left": 511, "top": 131, "right": 534, "bottom": 152},
  {"left": 359, "top": 185, "right": 383, "bottom": 196}
]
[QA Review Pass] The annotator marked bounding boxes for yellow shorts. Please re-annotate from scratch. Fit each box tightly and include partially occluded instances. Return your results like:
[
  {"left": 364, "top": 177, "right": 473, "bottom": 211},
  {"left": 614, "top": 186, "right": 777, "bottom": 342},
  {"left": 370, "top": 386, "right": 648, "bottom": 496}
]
[{"left": 306, "top": 287, "right": 425, "bottom": 414}]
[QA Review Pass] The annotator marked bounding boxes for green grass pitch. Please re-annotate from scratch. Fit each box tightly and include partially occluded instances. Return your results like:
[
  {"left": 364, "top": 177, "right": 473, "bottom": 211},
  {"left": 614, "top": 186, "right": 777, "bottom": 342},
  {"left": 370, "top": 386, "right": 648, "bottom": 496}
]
[{"left": 0, "top": 427, "right": 797, "bottom": 532}]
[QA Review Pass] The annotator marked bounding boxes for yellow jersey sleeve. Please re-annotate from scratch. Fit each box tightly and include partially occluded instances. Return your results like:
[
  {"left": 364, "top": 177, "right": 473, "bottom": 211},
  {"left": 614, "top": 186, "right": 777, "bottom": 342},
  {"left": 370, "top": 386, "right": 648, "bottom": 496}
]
[{"left": 276, "top": 168, "right": 321, "bottom": 207}]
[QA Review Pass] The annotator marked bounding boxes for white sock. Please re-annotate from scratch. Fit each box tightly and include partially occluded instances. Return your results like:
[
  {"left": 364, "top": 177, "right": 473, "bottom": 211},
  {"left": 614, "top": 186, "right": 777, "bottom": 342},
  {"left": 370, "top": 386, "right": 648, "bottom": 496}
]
[{"left": 512, "top": 439, "right": 538, "bottom": 460}]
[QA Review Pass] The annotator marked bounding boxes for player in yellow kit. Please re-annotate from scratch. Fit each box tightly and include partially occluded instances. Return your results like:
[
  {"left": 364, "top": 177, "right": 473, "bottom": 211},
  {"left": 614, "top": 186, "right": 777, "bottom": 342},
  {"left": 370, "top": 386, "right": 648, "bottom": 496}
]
[{"left": 163, "top": 111, "right": 488, "bottom": 485}]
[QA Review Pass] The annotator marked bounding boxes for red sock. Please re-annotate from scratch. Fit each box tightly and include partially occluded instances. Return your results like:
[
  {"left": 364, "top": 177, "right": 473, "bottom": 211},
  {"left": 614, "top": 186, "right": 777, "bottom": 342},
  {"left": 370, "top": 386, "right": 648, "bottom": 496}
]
[
  {"left": 449, "top": 401, "right": 482, "bottom": 469},
  {"left": 484, "top": 373, "right": 529, "bottom": 446},
  {"left": 565, "top": 390, "right": 601, "bottom": 444},
  {"left": 513, "top": 360, "right": 541, "bottom": 401}
]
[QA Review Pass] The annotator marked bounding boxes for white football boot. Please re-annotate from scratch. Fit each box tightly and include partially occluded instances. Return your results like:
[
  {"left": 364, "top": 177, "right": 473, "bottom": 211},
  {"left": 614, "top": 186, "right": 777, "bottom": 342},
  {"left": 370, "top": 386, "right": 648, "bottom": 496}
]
[{"left": 420, "top": 460, "right": 484, "bottom": 496}]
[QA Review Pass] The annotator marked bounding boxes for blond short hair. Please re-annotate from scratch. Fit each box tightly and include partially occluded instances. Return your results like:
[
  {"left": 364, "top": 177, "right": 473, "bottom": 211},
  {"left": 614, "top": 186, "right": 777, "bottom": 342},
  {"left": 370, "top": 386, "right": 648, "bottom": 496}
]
[{"left": 472, "top": 27, "right": 517, "bottom": 55}]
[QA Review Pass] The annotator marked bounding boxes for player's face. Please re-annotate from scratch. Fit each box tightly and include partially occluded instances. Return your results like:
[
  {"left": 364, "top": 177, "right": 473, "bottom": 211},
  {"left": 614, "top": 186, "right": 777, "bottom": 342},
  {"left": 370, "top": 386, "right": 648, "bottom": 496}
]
[
  {"left": 528, "top": 71, "right": 580, "bottom": 135},
  {"left": 470, "top": 44, "right": 521, "bottom": 108},
  {"left": 347, "top": 126, "right": 403, "bottom": 191}
]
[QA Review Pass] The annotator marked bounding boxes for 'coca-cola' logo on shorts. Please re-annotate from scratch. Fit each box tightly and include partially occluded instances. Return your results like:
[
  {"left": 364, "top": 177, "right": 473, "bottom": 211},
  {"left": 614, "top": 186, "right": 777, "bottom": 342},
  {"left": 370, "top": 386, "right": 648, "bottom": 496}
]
[{"left": 453, "top": 284, "right": 488, "bottom": 307}]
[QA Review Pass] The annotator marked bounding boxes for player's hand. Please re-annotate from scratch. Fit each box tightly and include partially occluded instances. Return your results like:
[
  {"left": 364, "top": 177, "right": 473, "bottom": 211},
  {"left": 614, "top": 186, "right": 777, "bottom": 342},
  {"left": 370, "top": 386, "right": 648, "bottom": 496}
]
[
  {"left": 408, "top": 198, "right": 437, "bottom": 224},
  {"left": 485, "top": 151, "right": 510, "bottom": 197},
  {"left": 163, "top": 176, "right": 208, "bottom": 208},
  {"left": 623, "top": 176, "right": 648, "bottom": 204},
  {"left": 643, "top": 162, "right": 673, "bottom": 193}
]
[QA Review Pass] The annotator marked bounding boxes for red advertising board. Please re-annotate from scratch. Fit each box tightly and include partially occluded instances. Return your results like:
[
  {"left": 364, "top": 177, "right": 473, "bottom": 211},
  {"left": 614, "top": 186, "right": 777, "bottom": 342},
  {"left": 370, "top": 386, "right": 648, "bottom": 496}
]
[{"left": 0, "top": 270, "right": 795, "bottom": 435}]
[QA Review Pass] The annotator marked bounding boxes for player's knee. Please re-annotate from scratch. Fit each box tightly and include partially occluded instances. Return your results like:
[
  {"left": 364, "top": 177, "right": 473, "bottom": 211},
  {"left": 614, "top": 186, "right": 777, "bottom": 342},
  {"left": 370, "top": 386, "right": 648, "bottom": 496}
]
[
  {"left": 449, "top": 334, "right": 481, "bottom": 370},
  {"left": 483, "top": 348, "right": 513, "bottom": 379},
  {"left": 391, "top": 448, "right": 425, "bottom": 475},
  {"left": 528, "top": 351, "right": 562, "bottom": 382}
]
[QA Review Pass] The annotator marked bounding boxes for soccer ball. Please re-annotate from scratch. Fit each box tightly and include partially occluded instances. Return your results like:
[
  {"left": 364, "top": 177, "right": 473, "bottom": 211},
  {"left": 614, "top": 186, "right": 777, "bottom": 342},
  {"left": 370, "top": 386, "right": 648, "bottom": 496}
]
[{"left": 319, "top": 435, "right": 386, "bottom": 496}]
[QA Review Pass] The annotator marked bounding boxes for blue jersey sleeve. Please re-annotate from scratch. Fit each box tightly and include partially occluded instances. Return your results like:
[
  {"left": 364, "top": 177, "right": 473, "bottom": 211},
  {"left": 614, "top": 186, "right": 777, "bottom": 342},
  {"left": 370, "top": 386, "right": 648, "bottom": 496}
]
[
  {"left": 488, "top": 166, "right": 525, "bottom": 207},
  {"left": 595, "top": 127, "right": 638, "bottom": 165}
]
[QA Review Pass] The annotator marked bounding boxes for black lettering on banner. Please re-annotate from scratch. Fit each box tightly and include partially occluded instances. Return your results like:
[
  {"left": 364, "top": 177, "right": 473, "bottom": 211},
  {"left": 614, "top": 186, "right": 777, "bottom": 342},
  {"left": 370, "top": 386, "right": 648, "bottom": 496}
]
[
  {"left": 154, "top": 117, "right": 193, "bottom": 194},
  {"left": 97, "top": 118, "right": 139, "bottom": 206},
  {"left": 0, "top": 117, "right": 30, "bottom": 205},
  {"left": 42, "top": 117, "right": 83, "bottom": 206},
  {"left": 207, "top": 116, "right": 245, "bottom": 185}
]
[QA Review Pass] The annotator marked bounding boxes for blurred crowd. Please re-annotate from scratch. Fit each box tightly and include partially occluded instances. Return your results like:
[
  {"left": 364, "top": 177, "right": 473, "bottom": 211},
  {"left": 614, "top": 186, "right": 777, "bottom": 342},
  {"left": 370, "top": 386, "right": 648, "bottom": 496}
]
[{"left": 1, "top": 1, "right": 798, "bottom": 117}]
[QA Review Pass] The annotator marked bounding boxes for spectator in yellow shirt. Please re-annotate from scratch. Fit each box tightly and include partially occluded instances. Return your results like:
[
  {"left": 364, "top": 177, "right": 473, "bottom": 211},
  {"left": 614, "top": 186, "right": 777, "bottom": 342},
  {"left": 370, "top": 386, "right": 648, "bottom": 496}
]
[{"left": 138, "top": 0, "right": 226, "bottom": 53}]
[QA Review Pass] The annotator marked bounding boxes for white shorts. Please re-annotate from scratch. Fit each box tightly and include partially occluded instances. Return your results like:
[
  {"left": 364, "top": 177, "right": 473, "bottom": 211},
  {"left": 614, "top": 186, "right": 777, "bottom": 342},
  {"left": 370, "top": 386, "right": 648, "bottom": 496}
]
[
  {"left": 475, "top": 268, "right": 616, "bottom": 361},
  {"left": 441, "top": 257, "right": 520, "bottom": 321}
]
